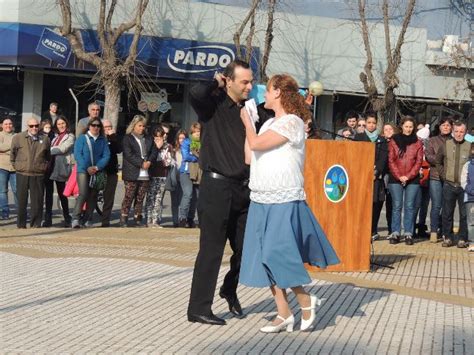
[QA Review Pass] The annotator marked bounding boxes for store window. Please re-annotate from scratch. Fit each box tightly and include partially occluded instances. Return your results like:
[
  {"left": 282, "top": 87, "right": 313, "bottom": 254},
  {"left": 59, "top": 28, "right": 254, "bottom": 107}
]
[{"left": 0, "top": 71, "right": 24, "bottom": 132}]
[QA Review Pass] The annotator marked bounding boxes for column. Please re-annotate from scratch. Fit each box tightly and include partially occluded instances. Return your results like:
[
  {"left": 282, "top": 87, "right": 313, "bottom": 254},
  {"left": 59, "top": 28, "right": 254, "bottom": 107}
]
[{"left": 21, "top": 71, "right": 43, "bottom": 129}]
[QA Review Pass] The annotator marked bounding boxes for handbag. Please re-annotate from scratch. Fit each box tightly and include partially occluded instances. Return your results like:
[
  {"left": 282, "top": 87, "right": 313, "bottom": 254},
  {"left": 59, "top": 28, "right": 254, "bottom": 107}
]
[
  {"left": 164, "top": 165, "right": 178, "bottom": 191},
  {"left": 49, "top": 155, "right": 72, "bottom": 182},
  {"left": 84, "top": 134, "right": 107, "bottom": 191}
]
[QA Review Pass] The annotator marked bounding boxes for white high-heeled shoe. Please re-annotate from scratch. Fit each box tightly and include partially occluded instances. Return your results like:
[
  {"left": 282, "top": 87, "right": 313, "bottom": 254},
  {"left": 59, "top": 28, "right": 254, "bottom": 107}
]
[
  {"left": 260, "top": 314, "right": 295, "bottom": 333},
  {"left": 300, "top": 294, "right": 322, "bottom": 331}
]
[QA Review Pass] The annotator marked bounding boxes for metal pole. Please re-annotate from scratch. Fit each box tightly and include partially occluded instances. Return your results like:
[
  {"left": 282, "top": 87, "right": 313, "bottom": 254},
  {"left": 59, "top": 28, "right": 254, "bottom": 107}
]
[
  {"left": 312, "top": 96, "right": 317, "bottom": 127},
  {"left": 68, "top": 88, "right": 79, "bottom": 130}
]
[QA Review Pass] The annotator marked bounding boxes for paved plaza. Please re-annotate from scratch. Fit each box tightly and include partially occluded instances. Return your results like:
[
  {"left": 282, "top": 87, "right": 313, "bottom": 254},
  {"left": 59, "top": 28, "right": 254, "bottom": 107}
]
[{"left": 0, "top": 184, "right": 473, "bottom": 354}]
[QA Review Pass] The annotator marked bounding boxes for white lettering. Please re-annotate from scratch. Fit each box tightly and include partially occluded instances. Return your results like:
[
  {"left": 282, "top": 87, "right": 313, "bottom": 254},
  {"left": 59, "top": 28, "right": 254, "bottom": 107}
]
[
  {"left": 195, "top": 52, "right": 206, "bottom": 66},
  {"left": 219, "top": 54, "right": 231, "bottom": 68},
  {"left": 206, "top": 53, "right": 218, "bottom": 67},
  {"left": 174, "top": 50, "right": 185, "bottom": 63},
  {"left": 183, "top": 51, "right": 195, "bottom": 65}
]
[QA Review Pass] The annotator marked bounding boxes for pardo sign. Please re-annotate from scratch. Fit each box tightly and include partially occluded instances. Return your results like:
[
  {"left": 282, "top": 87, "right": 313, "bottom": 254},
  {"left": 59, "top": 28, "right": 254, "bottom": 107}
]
[{"left": 167, "top": 45, "right": 235, "bottom": 73}]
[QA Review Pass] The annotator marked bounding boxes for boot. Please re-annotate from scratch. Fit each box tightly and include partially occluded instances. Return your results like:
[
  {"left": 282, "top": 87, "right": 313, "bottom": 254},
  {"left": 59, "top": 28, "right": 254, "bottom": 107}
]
[
  {"left": 119, "top": 215, "right": 128, "bottom": 228},
  {"left": 42, "top": 213, "right": 52, "bottom": 227},
  {"left": 416, "top": 224, "right": 429, "bottom": 239},
  {"left": 134, "top": 215, "right": 144, "bottom": 227}
]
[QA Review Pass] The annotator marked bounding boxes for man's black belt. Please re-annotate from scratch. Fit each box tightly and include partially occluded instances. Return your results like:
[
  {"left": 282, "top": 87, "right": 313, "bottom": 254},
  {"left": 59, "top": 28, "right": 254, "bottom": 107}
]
[{"left": 204, "top": 171, "right": 249, "bottom": 186}]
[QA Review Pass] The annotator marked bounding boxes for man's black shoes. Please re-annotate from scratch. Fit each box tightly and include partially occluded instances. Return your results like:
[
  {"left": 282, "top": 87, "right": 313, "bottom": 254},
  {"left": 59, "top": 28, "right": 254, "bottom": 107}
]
[
  {"left": 187, "top": 313, "right": 226, "bottom": 325},
  {"left": 219, "top": 292, "right": 244, "bottom": 318}
]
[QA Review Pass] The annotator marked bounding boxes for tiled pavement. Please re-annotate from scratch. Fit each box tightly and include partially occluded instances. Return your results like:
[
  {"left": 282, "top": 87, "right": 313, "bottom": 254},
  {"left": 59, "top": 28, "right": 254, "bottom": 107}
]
[{"left": 0, "top": 227, "right": 473, "bottom": 354}]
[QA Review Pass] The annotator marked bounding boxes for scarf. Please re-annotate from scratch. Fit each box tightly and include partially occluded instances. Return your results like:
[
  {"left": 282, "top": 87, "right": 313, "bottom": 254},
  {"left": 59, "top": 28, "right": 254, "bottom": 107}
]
[
  {"left": 52, "top": 131, "right": 67, "bottom": 147},
  {"left": 392, "top": 133, "right": 418, "bottom": 157},
  {"left": 365, "top": 129, "right": 379, "bottom": 143}
]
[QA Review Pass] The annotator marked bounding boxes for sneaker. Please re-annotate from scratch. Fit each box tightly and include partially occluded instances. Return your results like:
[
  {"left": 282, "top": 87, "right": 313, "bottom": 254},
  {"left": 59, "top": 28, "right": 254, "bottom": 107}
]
[
  {"left": 149, "top": 223, "right": 163, "bottom": 228},
  {"left": 83, "top": 221, "right": 93, "bottom": 228},
  {"left": 71, "top": 220, "right": 81, "bottom": 229},
  {"left": 468, "top": 245, "right": 474, "bottom": 252},
  {"left": 388, "top": 233, "right": 400, "bottom": 244},
  {"left": 405, "top": 235, "right": 414, "bottom": 245},
  {"left": 457, "top": 240, "right": 468, "bottom": 248},
  {"left": 371, "top": 233, "right": 380, "bottom": 242},
  {"left": 429, "top": 232, "right": 439, "bottom": 243},
  {"left": 441, "top": 237, "right": 453, "bottom": 247},
  {"left": 178, "top": 219, "right": 187, "bottom": 228}
]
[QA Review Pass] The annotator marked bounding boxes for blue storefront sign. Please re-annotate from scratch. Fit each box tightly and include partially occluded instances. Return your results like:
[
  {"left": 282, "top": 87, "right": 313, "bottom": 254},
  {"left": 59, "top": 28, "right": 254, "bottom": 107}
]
[
  {"left": 35, "top": 28, "right": 72, "bottom": 67},
  {"left": 0, "top": 23, "right": 259, "bottom": 81}
]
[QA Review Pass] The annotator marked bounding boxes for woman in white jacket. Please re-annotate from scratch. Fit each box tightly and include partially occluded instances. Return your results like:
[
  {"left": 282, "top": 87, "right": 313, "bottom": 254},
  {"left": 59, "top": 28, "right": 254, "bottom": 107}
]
[{"left": 43, "top": 116, "right": 75, "bottom": 227}]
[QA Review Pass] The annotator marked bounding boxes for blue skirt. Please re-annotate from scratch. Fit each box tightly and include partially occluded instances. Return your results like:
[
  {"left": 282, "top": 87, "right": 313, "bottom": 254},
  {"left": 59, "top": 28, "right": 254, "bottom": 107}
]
[{"left": 240, "top": 200, "right": 340, "bottom": 289}]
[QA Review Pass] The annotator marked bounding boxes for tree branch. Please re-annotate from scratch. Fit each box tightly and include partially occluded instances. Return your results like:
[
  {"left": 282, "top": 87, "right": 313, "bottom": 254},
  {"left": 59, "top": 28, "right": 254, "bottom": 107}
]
[
  {"left": 97, "top": 0, "right": 109, "bottom": 56},
  {"left": 244, "top": 4, "right": 256, "bottom": 63},
  {"left": 358, "top": 0, "right": 377, "bottom": 97},
  {"left": 233, "top": 0, "right": 261, "bottom": 60},
  {"left": 123, "top": 0, "right": 149, "bottom": 70},
  {"left": 392, "top": 0, "right": 416, "bottom": 70},
  {"left": 260, "top": 0, "right": 276, "bottom": 83},
  {"left": 382, "top": 0, "right": 393, "bottom": 68},
  {"left": 105, "top": 0, "right": 118, "bottom": 34}
]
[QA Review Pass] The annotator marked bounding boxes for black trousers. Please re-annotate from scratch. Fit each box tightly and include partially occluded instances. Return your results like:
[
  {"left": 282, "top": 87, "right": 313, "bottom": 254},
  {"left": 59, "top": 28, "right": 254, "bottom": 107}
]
[
  {"left": 188, "top": 174, "right": 250, "bottom": 316},
  {"left": 101, "top": 173, "right": 118, "bottom": 225},
  {"left": 372, "top": 201, "right": 384, "bottom": 235},
  {"left": 44, "top": 178, "right": 69, "bottom": 222},
  {"left": 16, "top": 173, "right": 44, "bottom": 228},
  {"left": 442, "top": 183, "right": 467, "bottom": 241}
]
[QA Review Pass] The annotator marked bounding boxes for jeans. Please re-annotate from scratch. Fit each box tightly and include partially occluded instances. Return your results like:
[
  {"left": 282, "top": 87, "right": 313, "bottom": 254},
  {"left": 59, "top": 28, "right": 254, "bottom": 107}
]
[
  {"left": 429, "top": 179, "right": 443, "bottom": 233},
  {"left": 466, "top": 202, "right": 474, "bottom": 241},
  {"left": 388, "top": 183, "right": 420, "bottom": 236},
  {"left": 72, "top": 173, "right": 98, "bottom": 223},
  {"left": 441, "top": 183, "right": 467, "bottom": 241},
  {"left": 415, "top": 185, "right": 430, "bottom": 230},
  {"left": 179, "top": 173, "right": 198, "bottom": 221},
  {"left": 0, "top": 169, "right": 17, "bottom": 218}
]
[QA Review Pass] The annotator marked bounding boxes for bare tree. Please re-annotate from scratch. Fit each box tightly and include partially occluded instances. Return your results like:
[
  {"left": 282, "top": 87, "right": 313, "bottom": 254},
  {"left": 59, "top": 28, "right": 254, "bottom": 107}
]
[
  {"left": 58, "top": 0, "right": 150, "bottom": 128},
  {"left": 233, "top": 0, "right": 277, "bottom": 83},
  {"left": 358, "top": 0, "right": 416, "bottom": 122}
]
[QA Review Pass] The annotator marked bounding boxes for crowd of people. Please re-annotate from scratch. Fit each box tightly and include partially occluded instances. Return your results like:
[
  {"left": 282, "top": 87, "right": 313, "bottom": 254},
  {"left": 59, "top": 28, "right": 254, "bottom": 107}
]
[
  {"left": 0, "top": 59, "right": 473, "bottom": 333},
  {"left": 0, "top": 102, "right": 202, "bottom": 230}
]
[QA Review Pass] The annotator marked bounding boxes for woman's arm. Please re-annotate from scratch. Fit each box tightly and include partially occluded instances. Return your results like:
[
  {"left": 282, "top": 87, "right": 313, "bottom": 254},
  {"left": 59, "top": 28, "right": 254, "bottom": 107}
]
[
  {"left": 240, "top": 108, "right": 288, "bottom": 151},
  {"left": 244, "top": 138, "right": 251, "bottom": 165}
]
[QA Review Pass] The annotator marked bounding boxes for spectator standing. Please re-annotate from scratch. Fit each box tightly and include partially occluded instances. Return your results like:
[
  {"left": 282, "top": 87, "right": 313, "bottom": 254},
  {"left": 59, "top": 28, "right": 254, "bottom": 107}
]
[
  {"left": 425, "top": 117, "right": 453, "bottom": 242},
  {"left": 178, "top": 123, "right": 200, "bottom": 228},
  {"left": 10, "top": 118, "right": 51, "bottom": 228},
  {"left": 100, "top": 119, "right": 122, "bottom": 227},
  {"left": 120, "top": 115, "right": 155, "bottom": 227},
  {"left": 170, "top": 129, "right": 186, "bottom": 227},
  {"left": 145, "top": 125, "right": 173, "bottom": 228},
  {"left": 461, "top": 146, "right": 474, "bottom": 248},
  {"left": 77, "top": 102, "right": 101, "bottom": 135},
  {"left": 41, "top": 102, "right": 59, "bottom": 123},
  {"left": 354, "top": 112, "right": 388, "bottom": 241},
  {"left": 336, "top": 111, "right": 358, "bottom": 140},
  {"left": 0, "top": 118, "right": 17, "bottom": 219},
  {"left": 72, "top": 119, "right": 110, "bottom": 228},
  {"left": 43, "top": 116, "right": 75, "bottom": 227},
  {"left": 382, "top": 123, "right": 399, "bottom": 235},
  {"left": 413, "top": 123, "right": 431, "bottom": 238},
  {"left": 436, "top": 120, "right": 470, "bottom": 248},
  {"left": 387, "top": 116, "right": 423, "bottom": 245},
  {"left": 355, "top": 117, "right": 366, "bottom": 134}
]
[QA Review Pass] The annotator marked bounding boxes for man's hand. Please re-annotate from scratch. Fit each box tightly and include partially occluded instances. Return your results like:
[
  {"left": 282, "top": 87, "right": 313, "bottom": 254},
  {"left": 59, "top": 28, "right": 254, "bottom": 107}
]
[
  {"left": 142, "top": 161, "right": 151, "bottom": 169},
  {"left": 87, "top": 166, "right": 98, "bottom": 175},
  {"left": 214, "top": 72, "right": 227, "bottom": 88}
]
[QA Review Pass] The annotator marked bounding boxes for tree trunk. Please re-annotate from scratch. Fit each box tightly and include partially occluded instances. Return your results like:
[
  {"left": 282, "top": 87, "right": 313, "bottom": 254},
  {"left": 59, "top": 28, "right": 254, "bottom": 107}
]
[{"left": 104, "top": 81, "right": 121, "bottom": 129}]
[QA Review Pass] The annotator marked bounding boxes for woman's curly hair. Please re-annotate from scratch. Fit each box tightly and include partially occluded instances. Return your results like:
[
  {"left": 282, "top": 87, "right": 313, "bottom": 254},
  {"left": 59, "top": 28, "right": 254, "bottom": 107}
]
[{"left": 267, "top": 74, "right": 312, "bottom": 123}]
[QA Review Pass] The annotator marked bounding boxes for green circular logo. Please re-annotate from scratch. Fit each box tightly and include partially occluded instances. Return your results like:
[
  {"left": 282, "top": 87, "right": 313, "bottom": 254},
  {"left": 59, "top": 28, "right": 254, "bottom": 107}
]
[{"left": 324, "top": 165, "right": 349, "bottom": 203}]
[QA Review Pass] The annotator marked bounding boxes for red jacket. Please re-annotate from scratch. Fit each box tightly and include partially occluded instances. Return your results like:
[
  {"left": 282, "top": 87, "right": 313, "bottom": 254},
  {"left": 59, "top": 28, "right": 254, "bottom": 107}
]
[{"left": 388, "top": 138, "right": 424, "bottom": 182}]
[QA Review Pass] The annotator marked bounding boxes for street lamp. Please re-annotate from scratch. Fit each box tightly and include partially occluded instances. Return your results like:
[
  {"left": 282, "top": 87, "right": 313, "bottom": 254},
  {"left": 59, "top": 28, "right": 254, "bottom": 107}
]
[{"left": 309, "top": 80, "right": 324, "bottom": 124}]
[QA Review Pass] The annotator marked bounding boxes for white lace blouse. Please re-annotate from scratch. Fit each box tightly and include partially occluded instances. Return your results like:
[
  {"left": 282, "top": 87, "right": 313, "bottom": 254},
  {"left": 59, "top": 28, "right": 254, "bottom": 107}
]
[{"left": 249, "top": 114, "right": 306, "bottom": 204}]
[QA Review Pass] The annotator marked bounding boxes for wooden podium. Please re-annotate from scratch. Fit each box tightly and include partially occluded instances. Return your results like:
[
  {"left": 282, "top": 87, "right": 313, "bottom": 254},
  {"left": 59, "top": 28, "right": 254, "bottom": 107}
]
[{"left": 304, "top": 140, "right": 375, "bottom": 272}]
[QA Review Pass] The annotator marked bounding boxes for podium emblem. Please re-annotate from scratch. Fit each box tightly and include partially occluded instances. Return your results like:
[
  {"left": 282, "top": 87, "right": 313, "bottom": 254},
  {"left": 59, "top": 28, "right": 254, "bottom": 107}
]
[{"left": 324, "top": 165, "right": 349, "bottom": 203}]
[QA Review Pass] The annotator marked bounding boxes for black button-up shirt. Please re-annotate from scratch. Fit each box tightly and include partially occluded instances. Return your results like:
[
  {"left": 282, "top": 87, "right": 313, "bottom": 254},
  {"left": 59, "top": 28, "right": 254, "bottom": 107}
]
[{"left": 190, "top": 80, "right": 249, "bottom": 180}]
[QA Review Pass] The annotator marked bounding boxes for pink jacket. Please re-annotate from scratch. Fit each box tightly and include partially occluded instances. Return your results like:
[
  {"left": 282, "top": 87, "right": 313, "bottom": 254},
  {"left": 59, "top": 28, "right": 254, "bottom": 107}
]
[{"left": 63, "top": 164, "right": 79, "bottom": 197}]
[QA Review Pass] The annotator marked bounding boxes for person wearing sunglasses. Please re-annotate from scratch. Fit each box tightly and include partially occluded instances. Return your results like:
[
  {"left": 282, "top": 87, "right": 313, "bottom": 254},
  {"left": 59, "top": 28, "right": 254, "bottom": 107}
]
[
  {"left": 356, "top": 118, "right": 367, "bottom": 134},
  {"left": 10, "top": 118, "right": 51, "bottom": 228},
  {"left": 72, "top": 119, "right": 110, "bottom": 228}
]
